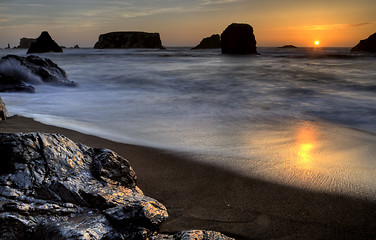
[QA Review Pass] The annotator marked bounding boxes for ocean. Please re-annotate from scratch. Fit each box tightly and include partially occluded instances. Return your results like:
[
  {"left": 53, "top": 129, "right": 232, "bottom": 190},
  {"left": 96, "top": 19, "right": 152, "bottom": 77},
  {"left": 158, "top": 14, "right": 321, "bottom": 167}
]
[{"left": 1, "top": 47, "right": 376, "bottom": 199}]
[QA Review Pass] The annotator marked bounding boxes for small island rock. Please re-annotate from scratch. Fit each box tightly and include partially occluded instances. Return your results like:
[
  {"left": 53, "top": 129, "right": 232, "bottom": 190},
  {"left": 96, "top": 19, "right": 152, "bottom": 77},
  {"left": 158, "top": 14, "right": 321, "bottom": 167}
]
[
  {"left": 94, "top": 32, "right": 163, "bottom": 49},
  {"left": 221, "top": 23, "right": 257, "bottom": 54},
  {"left": 351, "top": 32, "right": 376, "bottom": 53},
  {"left": 27, "top": 31, "right": 63, "bottom": 54},
  {"left": 192, "top": 34, "right": 221, "bottom": 50},
  {"left": 279, "top": 45, "right": 297, "bottom": 48},
  {"left": 18, "top": 38, "right": 36, "bottom": 49}
]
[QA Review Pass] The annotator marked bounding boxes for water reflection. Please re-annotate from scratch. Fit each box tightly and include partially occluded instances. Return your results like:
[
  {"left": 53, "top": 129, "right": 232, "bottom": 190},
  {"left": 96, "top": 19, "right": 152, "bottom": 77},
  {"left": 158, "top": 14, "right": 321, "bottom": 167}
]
[{"left": 295, "top": 124, "right": 316, "bottom": 170}]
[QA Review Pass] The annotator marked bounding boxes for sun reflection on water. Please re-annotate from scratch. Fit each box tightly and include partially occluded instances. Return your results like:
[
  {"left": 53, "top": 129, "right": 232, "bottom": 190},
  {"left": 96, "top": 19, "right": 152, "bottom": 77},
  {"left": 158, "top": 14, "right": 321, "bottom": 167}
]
[{"left": 295, "top": 124, "right": 316, "bottom": 170}]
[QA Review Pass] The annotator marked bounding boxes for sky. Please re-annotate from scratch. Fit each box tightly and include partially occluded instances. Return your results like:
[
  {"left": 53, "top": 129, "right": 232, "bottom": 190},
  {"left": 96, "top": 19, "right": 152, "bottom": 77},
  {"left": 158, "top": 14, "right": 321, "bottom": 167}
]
[{"left": 0, "top": 0, "right": 375, "bottom": 48}]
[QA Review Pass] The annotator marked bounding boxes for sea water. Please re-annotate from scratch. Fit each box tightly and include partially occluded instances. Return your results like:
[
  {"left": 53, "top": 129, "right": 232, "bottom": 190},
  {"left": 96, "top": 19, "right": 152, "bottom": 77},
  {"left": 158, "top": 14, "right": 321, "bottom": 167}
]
[{"left": 1, "top": 47, "right": 376, "bottom": 199}]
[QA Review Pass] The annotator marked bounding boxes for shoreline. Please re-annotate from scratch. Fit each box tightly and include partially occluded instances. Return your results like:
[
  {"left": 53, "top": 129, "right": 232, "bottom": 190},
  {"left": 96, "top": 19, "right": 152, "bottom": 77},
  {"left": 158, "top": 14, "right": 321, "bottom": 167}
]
[{"left": 1, "top": 115, "right": 376, "bottom": 239}]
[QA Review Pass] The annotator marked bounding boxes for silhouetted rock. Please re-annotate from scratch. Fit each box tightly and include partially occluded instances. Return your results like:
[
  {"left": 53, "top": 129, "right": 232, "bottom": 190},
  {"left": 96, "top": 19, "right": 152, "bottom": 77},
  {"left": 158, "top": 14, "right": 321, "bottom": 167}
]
[
  {"left": 0, "top": 97, "right": 8, "bottom": 120},
  {"left": 73, "top": 44, "right": 80, "bottom": 49},
  {"left": 192, "top": 34, "right": 221, "bottom": 50},
  {"left": 0, "top": 55, "right": 76, "bottom": 92},
  {"left": 279, "top": 45, "right": 297, "bottom": 48},
  {"left": 221, "top": 23, "right": 257, "bottom": 54},
  {"left": 94, "top": 31, "right": 163, "bottom": 49},
  {"left": 27, "top": 31, "right": 63, "bottom": 54},
  {"left": 0, "top": 133, "right": 234, "bottom": 240},
  {"left": 18, "top": 38, "right": 36, "bottom": 49},
  {"left": 351, "top": 33, "right": 376, "bottom": 53}
]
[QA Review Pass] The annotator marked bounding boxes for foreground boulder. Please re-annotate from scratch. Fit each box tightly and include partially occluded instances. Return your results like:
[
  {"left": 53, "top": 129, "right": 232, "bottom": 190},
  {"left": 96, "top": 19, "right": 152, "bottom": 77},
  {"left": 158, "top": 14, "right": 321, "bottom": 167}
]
[
  {"left": 0, "top": 55, "right": 76, "bottom": 92},
  {"left": 221, "top": 23, "right": 257, "bottom": 54},
  {"left": 17, "top": 38, "right": 36, "bottom": 49},
  {"left": 27, "top": 31, "right": 63, "bottom": 54},
  {"left": 94, "top": 31, "right": 163, "bottom": 49},
  {"left": 0, "top": 97, "right": 8, "bottom": 120},
  {"left": 0, "top": 133, "right": 234, "bottom": 240},
  {"left": 192, "top": 34, "right": 221, "bottom": 50},
  {"left": 351, "top": 32, "right": 376, "bottom": 53}
]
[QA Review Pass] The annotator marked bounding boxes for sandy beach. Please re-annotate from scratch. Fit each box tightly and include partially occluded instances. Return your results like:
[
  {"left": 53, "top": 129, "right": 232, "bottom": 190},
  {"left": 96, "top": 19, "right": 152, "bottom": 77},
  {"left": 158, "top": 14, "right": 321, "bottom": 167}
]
[{"left": 1, "top": 115, "right": 376, "bottom": 239}]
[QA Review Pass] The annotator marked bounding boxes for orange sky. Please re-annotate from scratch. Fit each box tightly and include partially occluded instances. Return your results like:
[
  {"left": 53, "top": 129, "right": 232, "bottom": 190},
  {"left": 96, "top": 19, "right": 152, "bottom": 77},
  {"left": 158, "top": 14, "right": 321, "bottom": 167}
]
[{"left": 0, "top": 0, "right": 375, "bottom": 47}]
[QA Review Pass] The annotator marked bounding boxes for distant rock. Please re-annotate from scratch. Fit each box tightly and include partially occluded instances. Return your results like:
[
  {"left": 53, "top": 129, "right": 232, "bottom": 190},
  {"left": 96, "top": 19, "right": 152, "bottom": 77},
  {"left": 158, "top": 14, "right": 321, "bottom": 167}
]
[
  {"left": 27, "top": 31, "right": 63, "bottom": 54},
  {"left": 192, "top": 34, "right": 221, "bottom": 50},
  {"left": 221, "top": 23, "right": 257, "bottom": 54},
  {"left": 0, "top": 97, "right": 8, "bottom": 120},
  {"left": 18, "top": 38, "right": 36, "bottom": 49},
  {"left": 0, "top": 55, "right": 76, "bottom": 93},
  {"left": 0, "top": 132, "right": 234, "bottom": 240},
  {"left": 73, "top": 44, "right": 80, "bottom": 49},
  {"left": 351, "top": 32, "right": 376, "bottom": 53},
  {"left": 94, "top": 31, "right": 163, "bottom": 49},
  {"left": 279, "top": 45, "right": 297, "bottom": 48}
]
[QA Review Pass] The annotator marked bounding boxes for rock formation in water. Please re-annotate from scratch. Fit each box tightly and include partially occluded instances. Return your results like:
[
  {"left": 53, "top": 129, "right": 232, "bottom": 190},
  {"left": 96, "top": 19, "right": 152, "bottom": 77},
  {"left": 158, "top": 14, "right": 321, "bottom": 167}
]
[
  {"left": 351, "top": 32, "right": 376, "bottom": 53},
  {"left": 18, "top": 38, "right": 37, "bottom": 49},
  {"left": 0, "top": 97, "right": 8, "bottom": 120},
  {"left": 94, "top": 32, "right": 163, "bottom": 49},
  {"left": 279, "top": 45, "right": 297, "bottom": 48},
  {"left": 221, "top": 23, "right": 257, "bottom": 54},
  {"left": 27, "top": 31, "right": 63, "bottom": 54},
  {"left": 0, "top": 133, "right": 234, "bottom": 240},
  {"left": 0, "top": 55, "right": 76, "bottom": 93},
  {"left": 192, "top": 34, "right": 221, "bottom": 50}
]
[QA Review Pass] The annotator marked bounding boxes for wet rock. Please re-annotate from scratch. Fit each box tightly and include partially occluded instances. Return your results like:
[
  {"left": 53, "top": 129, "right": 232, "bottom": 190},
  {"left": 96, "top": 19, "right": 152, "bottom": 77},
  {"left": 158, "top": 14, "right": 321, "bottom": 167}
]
[
  {"left": 351, "top": 32, "right": 376, "bottom": 53},
  {"left": 18, "top": 38, "right": 36, "bottom": 49},
  {"left": 94, "top": 32, "right": 163, "bottom": 49},
  {"left": 0, "top": 97, "right": 9, "bottom": 120},
  {"left": 174, "top": 230, "right": 234, "bottom": 240},
  {"left": 221, "top": 23, "right": 257, "bottom": 54},
  {"left": 192, "top": 34, "right": 221, "bottom": 50},
  {"left": 0, "top": 55, "right": 76, "bottom": 92},
  {"left": 27, "top": 31, "right": 63, "bottom": 54}
]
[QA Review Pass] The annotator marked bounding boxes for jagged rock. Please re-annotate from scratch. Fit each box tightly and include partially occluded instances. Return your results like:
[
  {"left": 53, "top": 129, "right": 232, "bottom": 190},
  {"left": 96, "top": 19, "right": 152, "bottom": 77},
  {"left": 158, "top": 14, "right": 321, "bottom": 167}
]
[
  {"left": 0, "top": 55, "right": 76, "bottom": 92},
  {"left": 192, "top": 34, "right": 221, "bottom": 50},
  {"left": 0, "top": 133, "right": 169, "bottom": 239},
  {"left": 0, "top": 96, "right": 9, "bottom": 120},
  {"left": 351, "top": 32, "right": 376, "bottom": 53},
  {"left": 221, "top": 23, "right": 257, "bottom": 54},
  {"left": 73, "top": 45, "right": 80, "bottom": 49},
  {"left": 27, "top": 31, "right": 63, "bottom": 54},
  {"left": 94, "top": 32, "right": 163, "bottom": 49},
  {"left": 18, "top": 38, "right": 36, "bottom": 49},
  {"left": 174, "top": 230, "right": 234, "bottom": 240}
]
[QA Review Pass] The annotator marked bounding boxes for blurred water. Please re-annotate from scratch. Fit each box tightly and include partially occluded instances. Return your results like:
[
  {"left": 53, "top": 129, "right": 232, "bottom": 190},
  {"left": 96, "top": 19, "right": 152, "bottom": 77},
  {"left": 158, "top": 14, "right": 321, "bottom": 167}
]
[{"left": 1, "top": 47, "right": 376, "bottom": 199}]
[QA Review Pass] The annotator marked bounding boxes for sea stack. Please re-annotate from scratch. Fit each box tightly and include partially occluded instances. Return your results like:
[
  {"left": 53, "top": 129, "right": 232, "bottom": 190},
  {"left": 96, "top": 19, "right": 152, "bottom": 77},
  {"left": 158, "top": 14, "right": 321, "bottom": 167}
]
[
  {"left": 94, "top": 32, "right": 163, "bottom": 49},
  {"left": 221, "top": 23, "right": 257, "bottom": 54},
  {"left": 351, "top": 32, "right": 376, "bottom": 53},
  {"left": 18, "top": 38, "right": 36, "bottom": 49},
  {"left": 192, "top": 34, "right": 221, "bottom": 50},
  {"left": 27, "top": 31, "right": 63, "bottom": 54}
]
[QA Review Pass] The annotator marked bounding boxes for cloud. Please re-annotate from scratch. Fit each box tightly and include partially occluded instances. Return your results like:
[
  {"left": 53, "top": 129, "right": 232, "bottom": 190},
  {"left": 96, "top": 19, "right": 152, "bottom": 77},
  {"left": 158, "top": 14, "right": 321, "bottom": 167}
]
[
  {"left": 0, "top": 3, "right": 48, "bottom": 7},
  {"left": 288, "top": 23, "right": 372, "bottom": 31},
  {"left": 201, "top": 0, "right": 238, "bottom": 5}
]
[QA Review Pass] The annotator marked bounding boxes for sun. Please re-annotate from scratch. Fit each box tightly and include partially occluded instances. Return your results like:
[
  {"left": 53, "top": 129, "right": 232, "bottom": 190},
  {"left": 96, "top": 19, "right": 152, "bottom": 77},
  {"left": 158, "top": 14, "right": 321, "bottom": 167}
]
[{"left": 314, "top": 40, "right": 320, "bottom": 46}]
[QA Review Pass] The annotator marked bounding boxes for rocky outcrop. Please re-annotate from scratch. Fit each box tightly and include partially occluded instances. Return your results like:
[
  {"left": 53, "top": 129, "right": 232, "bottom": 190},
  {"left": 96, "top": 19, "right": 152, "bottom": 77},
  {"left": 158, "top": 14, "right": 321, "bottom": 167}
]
[
  {"left": 0, "top": 97, "right": 8, "bottom": 120},
  {"left": 351, "top": 32, "right": 376, "bottom": 53},
  {"left": 27, "top": 31, "right": 63, "bottom": 54},
  {"left": 18, "top": 38, "right": 36, "bottom": 49},
  {"left": 221, "top": 23, "right": 257, "bottom": 54},
  {"left": 94, "top": 32, "right": 163, "bottom": 49},
  {"left": 192, "top": 34, "right": 221, "bottom": 50},
  {"left": 279, "top": 45, "right": 297, "bottom": 48},
  {"left": 0, "top": 133, "right": 234, "bottom": 240},
  {"left": 0, "top": 55, "right": 76, "bottom": 93}
]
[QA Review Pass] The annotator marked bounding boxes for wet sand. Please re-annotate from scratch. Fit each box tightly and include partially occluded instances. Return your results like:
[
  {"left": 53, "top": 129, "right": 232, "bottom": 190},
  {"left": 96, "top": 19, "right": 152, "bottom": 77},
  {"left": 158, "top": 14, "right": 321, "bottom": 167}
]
[{"left": 1, "top": 115, "right": 376, "bottom": 239}]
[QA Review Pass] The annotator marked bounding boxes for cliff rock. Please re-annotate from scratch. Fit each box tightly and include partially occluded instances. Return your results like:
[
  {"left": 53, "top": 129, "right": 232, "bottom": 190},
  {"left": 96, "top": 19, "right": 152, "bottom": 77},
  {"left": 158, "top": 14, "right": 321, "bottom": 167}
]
[
  {"left": 192, "top": 34, "right": 221, "bottom": 50},
  {"left": 18, "top": 38, "right": 36, "bottom": 49},
  {"left": 0, "top": 97, "right": 8, "bottom": 120},
  {"left": 351, "top": 32, "right": 376, "bottom": 53},
  {"left": 94, "top": 32, "right": 163, "bottom": 49},
  {"left": 0, "top": 55, "right": 76, "bottom": 93},
  {"left": 221, "top": 23, "right": 257, "bottom": 54},
  {"left": 0, "top": 133, "right": 234, "bottom": 240},
  {"left": 27, "top": 31, "right": 63, "bottom": 54}
]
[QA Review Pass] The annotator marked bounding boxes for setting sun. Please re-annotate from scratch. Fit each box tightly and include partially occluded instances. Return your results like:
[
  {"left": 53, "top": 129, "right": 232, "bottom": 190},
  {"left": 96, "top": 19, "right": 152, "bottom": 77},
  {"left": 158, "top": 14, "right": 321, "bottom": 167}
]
[{"left": 314, "top": 40, "right": 320, "bottom": 46}]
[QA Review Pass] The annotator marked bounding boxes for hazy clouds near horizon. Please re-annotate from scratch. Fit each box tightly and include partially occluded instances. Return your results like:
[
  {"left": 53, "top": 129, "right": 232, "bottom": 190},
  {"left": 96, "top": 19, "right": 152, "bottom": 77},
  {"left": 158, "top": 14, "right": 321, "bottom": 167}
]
[{"left": 0, "top": 0, "right": 375, "bottom": 47}]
